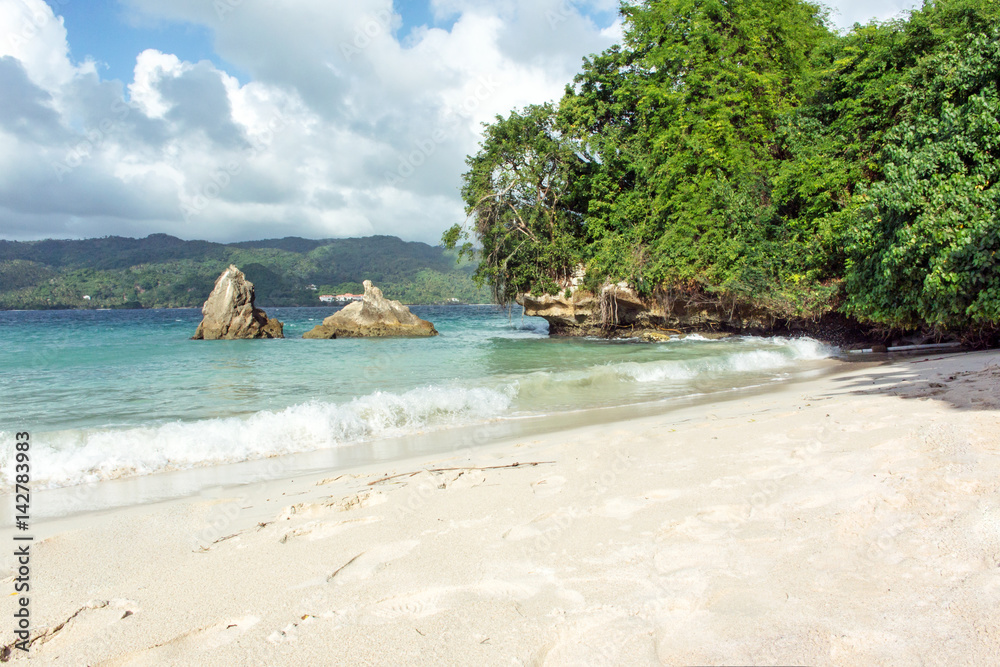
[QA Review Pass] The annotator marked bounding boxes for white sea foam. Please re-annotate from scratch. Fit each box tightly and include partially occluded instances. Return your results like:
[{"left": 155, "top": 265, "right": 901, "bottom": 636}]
[
  {"left": 616, "top": 337, "right": 832, "bottom": 383},
  {"left": 0, "top": 385, "right": 514, "bottom": 490},
  {"left": 0, "top": 337, "right": 833, "bottom": 491}
]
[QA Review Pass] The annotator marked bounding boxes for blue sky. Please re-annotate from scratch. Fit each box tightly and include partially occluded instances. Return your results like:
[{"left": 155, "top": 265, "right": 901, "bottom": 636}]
[
  {"left": 1, "top": 0, "right": 919, "bottom": 244},
  {"left": 48, "top": 0, "right": 476, "bottom": 84},
  {"left": 48, "top": 0, "right": 896, "bottom": 89},
  {"left": 52, "top": 0, "right": 225, "bottom": 82}
]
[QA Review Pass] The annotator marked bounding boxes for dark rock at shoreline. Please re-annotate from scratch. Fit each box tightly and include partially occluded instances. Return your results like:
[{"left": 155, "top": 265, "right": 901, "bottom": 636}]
[
  {"left": 303, "top": 280, "right": 437, "bottom": 339},
  {"left": 192, "top": 265, "right": 284, "bottom": 339}
]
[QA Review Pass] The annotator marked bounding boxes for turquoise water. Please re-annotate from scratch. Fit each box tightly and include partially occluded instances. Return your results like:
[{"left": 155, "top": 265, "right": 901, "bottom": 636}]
[{"left": 0, "top": 306, "right": 834, "bottom": 490}]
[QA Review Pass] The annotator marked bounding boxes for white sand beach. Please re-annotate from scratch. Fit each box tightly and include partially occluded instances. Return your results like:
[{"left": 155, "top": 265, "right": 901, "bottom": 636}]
[{"left": 3, "top": 351, "right": 1000, "bottom": 665}]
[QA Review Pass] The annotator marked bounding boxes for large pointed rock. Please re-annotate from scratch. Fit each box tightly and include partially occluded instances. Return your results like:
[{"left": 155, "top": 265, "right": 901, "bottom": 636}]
[
  {"left": 303, "top": 280, "right": 437, "bottom": 339},
  {"left": 192, "top": 265, "right": 284, "bottom": 339}
]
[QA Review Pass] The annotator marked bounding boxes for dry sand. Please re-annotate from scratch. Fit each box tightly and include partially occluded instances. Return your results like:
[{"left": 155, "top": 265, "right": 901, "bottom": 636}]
[{"left": 2, "top": 351, "right": 1000, "bottom": 665}]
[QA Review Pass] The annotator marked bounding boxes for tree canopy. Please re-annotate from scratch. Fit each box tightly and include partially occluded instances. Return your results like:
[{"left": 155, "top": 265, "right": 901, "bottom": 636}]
[{"left": 446, "top": 0, "right": 1000, "bottom": 340}]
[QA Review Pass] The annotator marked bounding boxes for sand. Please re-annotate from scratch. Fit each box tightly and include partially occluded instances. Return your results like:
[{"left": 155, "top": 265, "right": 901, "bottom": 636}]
[{"left": 2, "top": 350, "right": 999, "bottom": 665}]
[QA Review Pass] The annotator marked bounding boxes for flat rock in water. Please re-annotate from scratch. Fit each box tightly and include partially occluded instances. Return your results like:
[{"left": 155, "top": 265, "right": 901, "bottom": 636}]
[
  {"left": 192, "top": 265, "right": 284, "bottom": 339},
  {"left": 303, "top": 280, "right": 437, "bottom": 339}
]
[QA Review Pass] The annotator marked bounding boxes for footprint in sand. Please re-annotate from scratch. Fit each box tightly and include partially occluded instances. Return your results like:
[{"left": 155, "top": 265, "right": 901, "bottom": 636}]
[
  {"left": 533, "top": 612, "right": 655, "bottom": 666},
  {"left": 373, "top": 588, "right": 448, "bottom": 619},
  {"left": 116, "top": 616, "right": 260, "bottom": 663},
  {"left": 279, "top": 515, "right": 382, "bottom": 543},
  {"left": 531, "top": 475, "right": 567, "bottom": 497},
  {"left": 327, "top": 540, "right": 420, "bottom": 584},
  {"left": 662, "top": 505, "right": 748, "bottom": 539},
  {"left": 326, "top": 490, "right": 387, "bottom": 512},
  {"left": 591, "top": 490, "right": 682, "bottom": 521},
  {"left": 440, "top": 471, "right": 488, "bottom": 491},
  {"left": 276, "top": 490, "right": 385, "bottom": 520},
  {"left": 594, "top": 496, "right": 652, "bottom": 520},
  {"left": 267, "top": 616, "right": 318, "bottom": 644},
  {"left": 1, "top": 599, "right": 140, "bottom": 659},
  {"left": 372, "top": 579, "right": 538, "bottom": 620},
  {"left": 502, "top": 510, "right": 576, "bottom": 541}
]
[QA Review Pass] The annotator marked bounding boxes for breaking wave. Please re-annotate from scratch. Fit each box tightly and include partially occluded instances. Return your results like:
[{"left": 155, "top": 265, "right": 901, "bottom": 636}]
[{"left": 1, "top": 336, "right": 832, "bottom": 490}]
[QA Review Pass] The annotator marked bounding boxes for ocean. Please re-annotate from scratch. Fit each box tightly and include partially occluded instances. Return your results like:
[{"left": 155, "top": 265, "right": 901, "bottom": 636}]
[{"left": 0, "top": 306, "right": 836, "bottom": 515}]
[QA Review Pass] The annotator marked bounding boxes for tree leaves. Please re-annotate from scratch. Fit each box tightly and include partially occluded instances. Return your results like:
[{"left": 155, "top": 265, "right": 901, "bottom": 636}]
[
  {"left": 449, "top": 0, "right": 1000, "bottom": 337},
  {"left": 844, "top": 29, "right": 1000, "bottom": 331}
]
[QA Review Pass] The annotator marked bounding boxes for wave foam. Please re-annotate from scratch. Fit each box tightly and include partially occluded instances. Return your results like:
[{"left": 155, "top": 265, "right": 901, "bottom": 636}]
[
  {"left": 1, "top": 385, "right": 513, "bottom": 490},
  {"left": 617, "top": 337, "right": 832, "bottom": 383},
  {"left": 1, "top": 337, "right": 832, "bottom": 491}
]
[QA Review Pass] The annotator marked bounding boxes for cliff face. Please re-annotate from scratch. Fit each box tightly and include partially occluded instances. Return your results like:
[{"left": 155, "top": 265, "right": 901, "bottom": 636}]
[
  {"left": 519, "top": 284, "right": 862, "bottom": 344},
  {"left": 520, "top": 284, "right": 765, "bottom": 336}
]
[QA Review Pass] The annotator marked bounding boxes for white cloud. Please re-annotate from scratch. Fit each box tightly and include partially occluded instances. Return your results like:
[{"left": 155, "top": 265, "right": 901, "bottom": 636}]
[
  {"left": 128, "top": 49, "right": 186, "bottom": 118},
  {"left": 0, "top": 0, "right": 924, "bottom": 243},
  {"left": 0, "top": 0, "right": 93, "bottom": 92},
  {"left": 0, "top": 0, "right": 620, "bottom": 243}
]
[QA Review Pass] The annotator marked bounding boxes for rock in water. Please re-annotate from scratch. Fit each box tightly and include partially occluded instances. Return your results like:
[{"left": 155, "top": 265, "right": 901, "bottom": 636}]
[
  {"left": 192, "top": 265, "right": 284, "bottom": 339},
  {"left": 303, "top": 280, "right": 437, "bottom": 339}
]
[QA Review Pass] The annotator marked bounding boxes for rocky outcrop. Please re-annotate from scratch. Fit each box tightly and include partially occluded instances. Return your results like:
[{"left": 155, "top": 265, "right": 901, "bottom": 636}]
[
  {"left": 192, "top": 265, "right": 284, "bottom": 339},
  {"left": 518, "top": 282, "right": 842, "bottom": 340},
  {"left": 303, "top": 280, "right": 437, "bottom": 339},
  {"left": 519, "top": 283, "right": 769, "bottom": 337}
]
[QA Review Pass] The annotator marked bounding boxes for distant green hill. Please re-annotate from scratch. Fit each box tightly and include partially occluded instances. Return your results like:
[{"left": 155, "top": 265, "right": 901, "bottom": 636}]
[{"left": 0, "top": 234, "right": 487, "bottom": 309}]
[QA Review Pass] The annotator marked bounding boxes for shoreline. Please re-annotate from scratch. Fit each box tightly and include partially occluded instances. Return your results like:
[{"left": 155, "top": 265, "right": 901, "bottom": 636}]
[
  {"left": 3, "top": 350, "right": 999, "bottom": 664},
  {"left": 10, "top": 357, "right": 848, "bottom": 523}
]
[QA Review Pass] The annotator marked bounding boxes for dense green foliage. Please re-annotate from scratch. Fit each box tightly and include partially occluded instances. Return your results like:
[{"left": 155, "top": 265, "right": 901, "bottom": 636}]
[
  {"left": 448, "top": 103, "right": 590, "bottom": 303},
  {"left": 0, "top": 234, "right": 487, "bottom": 309},
  {"left": 844, "top": 29, "right": 1000, "bottom": 332},
  {"left": 446, "top": 0, "right": 1000, "bottom": 338}
]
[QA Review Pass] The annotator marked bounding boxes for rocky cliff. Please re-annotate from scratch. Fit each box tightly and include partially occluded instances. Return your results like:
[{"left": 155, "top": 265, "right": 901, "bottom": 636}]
[
  {"left": 303, "top": 280, "right": 437, "bottom": 339},
  {"left": 519, "top": 283, "right": 866, "bottom": 345},
  {"left": 192, "top": 265, "right": 284, "bottom": 339}
]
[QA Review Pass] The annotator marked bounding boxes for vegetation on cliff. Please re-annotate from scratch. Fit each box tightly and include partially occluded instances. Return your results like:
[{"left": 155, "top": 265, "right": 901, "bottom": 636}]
[
  {"left": 0, "top": 234, "right": 486, "bottom": 309},
  {"left": 445, "top": 0, "right": 999, "bottom": 341}
]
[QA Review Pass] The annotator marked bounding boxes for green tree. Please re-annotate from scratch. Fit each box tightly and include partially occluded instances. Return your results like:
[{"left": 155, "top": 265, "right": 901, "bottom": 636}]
[
  {"left": 444, "top": 103, "right": 589, "bottom": 305},
  {"left": 451, "top": 0, "right": 836, "bottom": 316},
  {"left": 844, "top": 29, "right": 1000, "bottom": 333}
]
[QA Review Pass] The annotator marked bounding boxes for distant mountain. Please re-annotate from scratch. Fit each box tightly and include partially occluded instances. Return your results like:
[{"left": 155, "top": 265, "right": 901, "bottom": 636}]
[{"left": 0, "top": 234, "right": 487, "bottom": 309}]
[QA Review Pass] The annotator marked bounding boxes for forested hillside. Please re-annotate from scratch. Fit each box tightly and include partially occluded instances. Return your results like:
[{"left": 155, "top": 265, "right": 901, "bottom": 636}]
[
  {"left": 0, "top": 234, "right": 487, "bottom": 309},
  {"left": 445, "top": 0, "right": 999, "bottom": 343}
]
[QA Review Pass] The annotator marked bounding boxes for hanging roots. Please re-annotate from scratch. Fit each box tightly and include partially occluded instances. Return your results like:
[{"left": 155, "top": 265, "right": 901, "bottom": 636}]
[{"left": 599, "top": 282, "right": 620, "bottom": 329}]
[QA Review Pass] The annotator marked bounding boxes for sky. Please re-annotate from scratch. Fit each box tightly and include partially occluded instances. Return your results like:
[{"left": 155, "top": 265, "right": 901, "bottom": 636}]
[{"left": 0, "top": 0, "right": 920, "bottom": 245}]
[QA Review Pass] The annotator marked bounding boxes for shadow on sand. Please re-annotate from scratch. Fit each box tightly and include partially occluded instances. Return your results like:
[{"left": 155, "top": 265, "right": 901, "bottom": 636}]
[{"left": 825, "top": 352, "right": 1000, "bottom": 412}]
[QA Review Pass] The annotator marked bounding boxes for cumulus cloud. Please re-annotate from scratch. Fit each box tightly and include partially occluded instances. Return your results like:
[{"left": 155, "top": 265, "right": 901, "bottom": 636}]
[
  {"left": 0, "top": 0, "right": 624, "bottom": 243},
  {"left": 0, "top": 0, "right": 919, "bottom": 243},
  {"left": 0, "top": 56, "right": 65, "bottom": 143}
]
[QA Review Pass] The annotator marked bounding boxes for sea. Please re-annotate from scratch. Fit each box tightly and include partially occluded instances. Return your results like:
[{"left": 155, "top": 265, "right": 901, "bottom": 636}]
[{"left": 0, "top": 305, "right": 837, "bottom": 519}]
